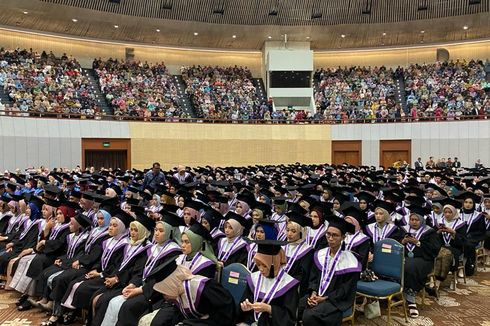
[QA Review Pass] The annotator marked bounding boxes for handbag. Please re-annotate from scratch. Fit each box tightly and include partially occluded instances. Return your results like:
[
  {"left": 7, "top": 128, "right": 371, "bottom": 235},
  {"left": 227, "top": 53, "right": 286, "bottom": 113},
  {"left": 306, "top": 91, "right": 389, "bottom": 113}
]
[
  {"left": 364, "top": 300, "right": 381, "bottom": 319},
  {"left": 360, "top": 269, "right": 378, "bottom": 282}
]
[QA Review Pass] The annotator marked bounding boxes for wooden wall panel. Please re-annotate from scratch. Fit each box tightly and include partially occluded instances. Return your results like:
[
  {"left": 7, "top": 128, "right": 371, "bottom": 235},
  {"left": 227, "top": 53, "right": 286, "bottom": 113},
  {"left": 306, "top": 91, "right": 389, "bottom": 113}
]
[
  {"left": 331, "top": 140, "right": 362, "bottom": 166},
  {"left": 379, "top": 140, "right": 411, "bottom": 168},
  {"left": 81, "top": 138, "right": 131, "bottom": 169},
  {"left": 129, "top": 123, "right": 332, "bottom": 169}
]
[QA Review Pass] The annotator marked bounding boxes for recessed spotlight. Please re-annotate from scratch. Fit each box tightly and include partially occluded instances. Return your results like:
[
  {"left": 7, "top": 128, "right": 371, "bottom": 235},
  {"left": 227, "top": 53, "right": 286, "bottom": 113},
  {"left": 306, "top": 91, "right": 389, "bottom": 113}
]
[
  {"left": 306, "top": 36, "right": 310, "bottom": 39},
  {"left": 268, "top": 36, "right": 272, "bottom": 39},
  {"left": 23, "top": 11, "right": 28, "bottom": 14},
  {"left": 382, "top": 32, "right": 386, "bottom": 36},
  {"left": 114, "top": 25, "right": 119, "bottom": 28},
  {"left": 420, "top": 30, "right": 425, "bottom": 34},
  {"left": 341, "top": 34, "right": 346, "bottom": 38},
  {"left": 463, "top": 25, "right": 469, "bottom": 30},
  {"left": 156, "top": 29, "right": 160, "bottom": 32},
  {"left": 72, "top": 18, "right": 78, "bottom": 22},
  {"left": 194, "top": 32, "right": 198, "bottom": 36},
  {"left": 232, "top": 35, "right": 236, "bottom": 38}
]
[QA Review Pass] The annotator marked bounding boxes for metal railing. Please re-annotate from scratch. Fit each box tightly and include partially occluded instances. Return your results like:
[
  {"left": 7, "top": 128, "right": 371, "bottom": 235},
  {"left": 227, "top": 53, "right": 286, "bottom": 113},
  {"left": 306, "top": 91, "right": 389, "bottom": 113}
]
[{"left": 0, "top": 110, "right": 488, "bottom": 125}]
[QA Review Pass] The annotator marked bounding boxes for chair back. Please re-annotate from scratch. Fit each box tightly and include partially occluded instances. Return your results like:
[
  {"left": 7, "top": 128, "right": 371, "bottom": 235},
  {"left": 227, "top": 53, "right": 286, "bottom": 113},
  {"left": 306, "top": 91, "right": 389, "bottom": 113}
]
[
  {"left": 371, "top": 238, "right": 404, "bottom": 284},
  {"left": 220, "top": 263, "right": 251, "bottom": 309}
]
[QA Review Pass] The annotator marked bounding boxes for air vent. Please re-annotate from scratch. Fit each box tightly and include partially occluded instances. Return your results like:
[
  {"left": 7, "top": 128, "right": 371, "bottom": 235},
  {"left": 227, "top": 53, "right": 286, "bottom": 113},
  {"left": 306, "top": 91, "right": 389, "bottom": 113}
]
[
  {"left": 311, "top": 12, "right": 322, "bottom": 19},
  {"left": 269, "top": 10, "right": 278, "bottom": 16}
]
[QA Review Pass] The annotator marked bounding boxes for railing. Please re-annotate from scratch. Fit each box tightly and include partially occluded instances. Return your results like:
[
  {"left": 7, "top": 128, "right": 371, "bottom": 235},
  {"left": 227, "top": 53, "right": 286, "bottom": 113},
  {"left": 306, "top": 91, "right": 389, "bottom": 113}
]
[{"left": 0, "top": 110, "right": 488, "bottom": 125}]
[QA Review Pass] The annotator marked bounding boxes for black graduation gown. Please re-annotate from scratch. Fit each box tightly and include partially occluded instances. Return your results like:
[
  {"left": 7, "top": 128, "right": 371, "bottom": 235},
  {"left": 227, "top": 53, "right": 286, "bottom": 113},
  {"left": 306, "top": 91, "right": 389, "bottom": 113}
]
[
  {"left": 37, "top": 232, "right": 89, "bottom": 298},
  {"left": 91, "top": 243, "right": 150, "bottom": 326},
  {"left": 0, "top": 213, "right": 12, "bottom": 234},
  {"left": 49, "top": 232, "right": 109, "bottom": 302},
  {"left": 301, "top": 251, "right": 361, "bottom": 326},
  {"left": 61, "top": 238, "right": 126, "bottom": 310},
  {"left": 217, "top": 237, "right": 248, "bottom": 267},
  {"left": 403, "top": 226, "right": 441, "bottom": 292},
  {"left": 0, "top": 220, "right": 39, "bottom": 274},
  {"left": 364, "top": 222, "right": 404, "bottom": 251},
  {"left": 26, "top": 224, "right": 71, "bottom": 279},
  {"left": 283, "top": 243, "right": 313, "bottom": 298},
  {"left": 346, "top": 236, "right": 370, "bottom": 270},
  {"left": 437, "top": 220, "right": 467, "bottom": 268},
  {"left": 239, "top": 273, "right": 300, "bottom": 326},
  {"left": 116, "top": 249, "right": 183, "bottom": 326},
  {"left": 149, "top": 278, "right": 236, "bottom": 326}
]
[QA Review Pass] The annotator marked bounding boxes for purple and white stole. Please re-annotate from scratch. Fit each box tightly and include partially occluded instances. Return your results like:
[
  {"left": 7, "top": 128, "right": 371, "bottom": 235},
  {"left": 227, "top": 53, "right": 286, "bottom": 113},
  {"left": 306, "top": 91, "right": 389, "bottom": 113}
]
[
  {"left": 404, "top": 226, "right": 428, "bottom": 254},
  {"left": 247, "top": 243, "right": 257, "bottom": 271},
  {"left": 19, "top": 219, "right": 43, "bottom": 240},
  {"left": 441, "top": 219, "right": 464, "bottom": 246},
  {"left": 318, "top": 248, "right": 342, "bottom": 296},
  {"left": 49, "top": 223, "right": 70, "bottom": 240},
  {"left": 85, "top": 227, "right": 109, "bottom": 252},
  {"left": 177, "top": 276, "right": 209, "bottom": 319},
  {"left": 307, "top": 224, "right": 327, "bottom": 248},
  {"left": 218, "top": 237, "right": 245, "bottom": 262},
  {"left": 253, "top": 269, "right": 287, "bottom": 321},
  {"left": 344, "top": 232, "right": 364, "bottom": 251},
  {"left": 142, "top": 241, "right": 181, "bottom": 280},
  {"left": 460, "top": 212, "right": 481, "bottom": 233},
  {"left": 66, "top": 231, "right": 89, "bottom": 259},
  {"left": 118, "top": 242, "right": 151, "bottom": 271},
  {"left": 101, "top": 235, "right": 128, "bottom": 271}
]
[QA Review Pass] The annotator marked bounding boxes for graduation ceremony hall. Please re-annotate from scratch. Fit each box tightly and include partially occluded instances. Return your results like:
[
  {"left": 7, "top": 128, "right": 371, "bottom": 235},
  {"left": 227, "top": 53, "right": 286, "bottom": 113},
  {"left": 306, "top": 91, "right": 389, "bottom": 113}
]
[{"left": 0, "top": 0, "right": 489, "bottom": 325}]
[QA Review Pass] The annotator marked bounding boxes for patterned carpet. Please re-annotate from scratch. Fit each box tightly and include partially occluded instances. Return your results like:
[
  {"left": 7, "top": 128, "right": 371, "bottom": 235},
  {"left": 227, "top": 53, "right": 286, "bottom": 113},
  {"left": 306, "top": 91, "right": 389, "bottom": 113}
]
[{"left": 0, "top": 268, "right": 488, "bottom": 326}]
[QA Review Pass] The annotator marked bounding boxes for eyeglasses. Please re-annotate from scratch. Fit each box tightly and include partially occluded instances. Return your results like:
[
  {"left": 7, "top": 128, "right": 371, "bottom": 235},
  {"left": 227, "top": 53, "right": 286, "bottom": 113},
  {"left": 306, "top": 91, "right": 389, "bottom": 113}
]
[{"left": 326, "top": 232, "right": 341, "bottom": 239}]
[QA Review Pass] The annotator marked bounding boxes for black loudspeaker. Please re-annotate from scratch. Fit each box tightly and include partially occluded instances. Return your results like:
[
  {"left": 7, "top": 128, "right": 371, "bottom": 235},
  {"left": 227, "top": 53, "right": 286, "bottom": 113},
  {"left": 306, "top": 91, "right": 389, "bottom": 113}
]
[
  {"left": 436, "top": 48, "right": 449, "bottom": 62},
  {"left": 125, "top": 48, "right": 135, "bottom": 61}
]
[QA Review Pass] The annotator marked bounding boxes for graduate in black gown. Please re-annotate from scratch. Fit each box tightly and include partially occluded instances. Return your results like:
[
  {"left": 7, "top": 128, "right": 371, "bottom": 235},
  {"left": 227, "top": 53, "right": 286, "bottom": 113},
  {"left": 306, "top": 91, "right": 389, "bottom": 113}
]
[
  {"left": 239, "top": 240, "right": 300, "bottom": 326},
  {"left": 139, "top": 260, "right": 236, "bottom": 326},
  {"left": 457, "top": 192, "right": 486, "bottom": 276},
  {"left": 60, "top": 209, "right": 132, "bottom": 318},
  {"left": 282, "top": 212, "right": 313, "bottom": 297},
  {"left": 301, "top": 219, "right": 361, "bottom": 326},
  {"left": 342, "top": 205, "right": 370, "bottom": 270},
  {"left": 217, "top": 212, "right": 249, "bottom": 267},
  {"left": 247, "top": 219, "right": 279, "bottom": 272},
  {"left": 0, "top": 196, "right": 13, "bottom": 234},
  {"left": 48, "top": 209, "right": 111, "bottom": 324},
  {"left": 400, "top": 207, "right": 441, "bottom": 318},
  {"left": 101, "top": 217, "right": 183, "bottom": 326},
  {"left": 90, "top": 212, "right": 155, "bottom": 326}
]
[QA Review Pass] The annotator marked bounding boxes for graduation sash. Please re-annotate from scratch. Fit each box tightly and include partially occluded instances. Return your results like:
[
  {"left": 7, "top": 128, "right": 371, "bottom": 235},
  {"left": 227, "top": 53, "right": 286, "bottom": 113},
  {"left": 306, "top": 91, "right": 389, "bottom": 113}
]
[
  {"left": 66, "top": 231, "right": 89, "bottom": 259},
  {"left": 177, "top": 276, "right": 210, "bottom": 319},
  {"left": 142, "top": 241, "right": 181, "bottom": 279},
  {"left": 218, "top": 237, "right": 246, "bottom": 262},
  {"left": 101, "top": 235, "right": 128, "bottom": 271}
]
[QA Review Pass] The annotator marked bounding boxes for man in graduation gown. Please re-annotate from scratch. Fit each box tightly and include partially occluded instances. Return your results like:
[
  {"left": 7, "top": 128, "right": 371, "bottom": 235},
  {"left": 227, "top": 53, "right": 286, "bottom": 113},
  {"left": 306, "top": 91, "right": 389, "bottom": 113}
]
[{"left": 301, "top": 219, "right": 362, "bottom": 326}]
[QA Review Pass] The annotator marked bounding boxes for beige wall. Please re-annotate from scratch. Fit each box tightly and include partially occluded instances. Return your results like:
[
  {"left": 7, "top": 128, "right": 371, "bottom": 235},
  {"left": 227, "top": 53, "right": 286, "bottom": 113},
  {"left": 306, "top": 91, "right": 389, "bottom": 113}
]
[
  {"left": 0, "top": 28, "right": 263, "bottom": 75},
  {"left": 314, "top": 40, "right": 490, "bottom": 68},
  {"left": 129, "top": 122, "right": 332, "bottom": 170}
]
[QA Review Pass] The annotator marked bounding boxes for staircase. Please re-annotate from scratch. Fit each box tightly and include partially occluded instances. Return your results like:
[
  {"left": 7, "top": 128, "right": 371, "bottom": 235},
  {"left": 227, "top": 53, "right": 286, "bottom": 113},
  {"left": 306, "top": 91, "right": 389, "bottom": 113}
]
[
  {"left": 82, "top": 68, "right": 112, "bottom": 116},
  {"left": 173, "top": 75, "right": 197, "bottom": 118},
  {"left": 253, "top": 78, "right": 267, "bottom": 102},
  {"left": 394, "top": 74, "right": 408, "bottom": 114}
]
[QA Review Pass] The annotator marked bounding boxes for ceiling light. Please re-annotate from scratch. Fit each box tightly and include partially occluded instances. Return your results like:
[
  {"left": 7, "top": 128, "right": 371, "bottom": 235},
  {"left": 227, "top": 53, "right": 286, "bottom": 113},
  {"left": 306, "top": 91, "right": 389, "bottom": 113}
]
[
  {"left": 268, "top": 36, "right": 272, "bottom": 39},
  {"left": 463, "top": 26, "right": 469, "bottom": 30},
  {"left": 156, "top": 29, "right": 160, "bottom": 32},
  {"left": 114, "top": 25, "right": 119, "bottom": 28},
  {"left": 232, "top": 35, "right": 236, "bottom": 38},
  {"left": 23, "top": 11, "right": 28, "bottom": 14},
  {"left": 382, "top": 32, "right": 386, "bottom": 36},
  {"left": 306, "top": 36, "right": 310, "bottom": 39},
  {"left": 72, "top": 18, "right": 78, "bottom": 22},
  {"left": 341, "top": 34, "right": 346, "bottom": 38},
  {"left": 420, "top": 30, "right": 425, "bottom": 34},
  {"left": 194, "top": 32, "right": 198, "bottom": 36}
]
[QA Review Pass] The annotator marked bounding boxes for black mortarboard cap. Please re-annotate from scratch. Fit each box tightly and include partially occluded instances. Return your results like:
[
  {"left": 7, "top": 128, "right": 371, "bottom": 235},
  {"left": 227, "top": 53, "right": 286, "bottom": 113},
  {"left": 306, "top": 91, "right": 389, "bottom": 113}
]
[
  {"left": 328, "top": 217, "right": 356, "bottom": 235},
  {"left": 355, "top": 191, "right": 376, "bottom": 203},
  {"left": 187, "top": 221, "right": 212, "bottom": 241},
  {"left": 74, "top": 213, "right": 92, "bottom": 228},
  {"left": 409, "top": 205, "right": 431, "bottom": 217},
  {"left": 114, "top": 208, "right": 134, "bottom": 227},
  {"left": 153, "top": 260, "right": 179, "bottom": 293},
  {"left": 404, "top": 195, "right": 426, "bottom": 207},
  {"left": 225, "top": 211, "right": 250, "bottom": 229},
  {"left": 136, "top": 213, "right": 156, "bottom": 232},
  {"left": 81, "top": 191, "right": 95, "bottom": 201},
  {"left": 287, "top": 211, "right": 312, "bottom": 228},
  {"left": 341, "top": 203, "right": 365, "bottom": 225},
  {"left": 161, "top": 209, "right": 185, "bottom": 227},
  {"left": 454, "top": 191, "right": 481, "bottom": 203},
  {"left": 184, "top": 200, "right": 206, "bottom": 211},
  {"left": 201, "top": 209, "right": 224, "bottom": 229},
  {"left": 374, "top": 199, "right": 395, "bottom": 213},
  {"left": 253, "top": 240, "right": 288, "bottom": 255}
]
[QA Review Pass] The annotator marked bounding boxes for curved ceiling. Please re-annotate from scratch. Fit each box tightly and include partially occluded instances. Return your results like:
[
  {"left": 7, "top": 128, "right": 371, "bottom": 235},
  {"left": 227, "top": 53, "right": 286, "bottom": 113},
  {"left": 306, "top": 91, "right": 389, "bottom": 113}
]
[{"left": 1, "top": 0, "right": 489, "bottom": 50}]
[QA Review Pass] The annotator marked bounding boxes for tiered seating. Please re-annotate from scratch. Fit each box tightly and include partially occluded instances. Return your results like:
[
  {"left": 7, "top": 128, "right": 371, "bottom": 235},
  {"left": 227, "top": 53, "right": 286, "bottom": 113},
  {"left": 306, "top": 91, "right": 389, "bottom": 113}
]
[
  {"left": 0, "top": 48, "right": 99, "bottom": 117},
  {"left": 181, "top": 65, "right": 266, "bottom": 119},
  {"left": 94, "top": 58, "right": 186, "bottom": 119},
  {"left": 313, "top": 66, "right": 397, "bottom": 122}
]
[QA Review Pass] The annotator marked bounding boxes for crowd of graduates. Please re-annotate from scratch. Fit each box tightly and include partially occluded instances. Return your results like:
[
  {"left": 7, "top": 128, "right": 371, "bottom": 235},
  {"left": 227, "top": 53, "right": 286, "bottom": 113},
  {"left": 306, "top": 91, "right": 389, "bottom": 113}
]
[{"left": 0, "top": 162, "right": 489, "bottom": 325}]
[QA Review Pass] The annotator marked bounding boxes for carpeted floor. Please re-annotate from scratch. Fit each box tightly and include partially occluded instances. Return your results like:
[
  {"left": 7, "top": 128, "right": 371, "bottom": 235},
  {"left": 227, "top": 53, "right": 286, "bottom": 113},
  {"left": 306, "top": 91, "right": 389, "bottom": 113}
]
[{"left": 0, "top": 267, "right": 488, "bottom": 326}]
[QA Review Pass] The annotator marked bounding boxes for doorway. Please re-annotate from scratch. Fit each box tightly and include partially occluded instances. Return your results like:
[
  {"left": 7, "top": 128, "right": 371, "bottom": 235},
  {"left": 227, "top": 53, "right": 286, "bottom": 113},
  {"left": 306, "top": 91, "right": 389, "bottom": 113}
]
[
  {"left": 81, "top": 138, "right": 131, "bottom": 170},
  {"left": 379, "top": 140, "right": 411, "bottom": 168},
  {"left": 332, "top": 140, "right": 362, "bottom": 166}
]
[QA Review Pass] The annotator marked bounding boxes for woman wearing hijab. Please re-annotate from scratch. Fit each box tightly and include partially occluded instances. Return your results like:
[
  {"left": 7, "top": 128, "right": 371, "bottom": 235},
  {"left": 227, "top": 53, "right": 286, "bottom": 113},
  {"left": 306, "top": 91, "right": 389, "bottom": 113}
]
[
  {"left": 355, "top": 191, "right": 376, "bottom": 225},
  {"left": 0, "top": 199, "right": 25, "bottom": 249},
  {"left": 433, "top": 204, "right": 467, "bottom": 291},
  {"left": 180, "top": 200, "right": 202, "bottom": 233},
  {"left": 176, "top": 223, "right": 217, "bottom": 278},
  {"left": 234, "top": 195, "right": 252, "bottom": 220},
  {"left": 90, "top": 213, "right": 154, "bottom": 326},
  {"left": 60, "top": 209, "right": 131, "bottom": 322},
  {"left": 247, "top": 202, "right": 272, "bottom": 240},
  {"left": 200, "top": 209, "right": 225, "bottom": 251},
  {"left": 139, "top": 261, "right": 235, "bottom": 326},
  {"left": 306, "top": 204, "right": 329, "bottom": 250},
  {"left": 239, "top": 240, "right": 300, "bottom": 326},
  {"left": 247, "top": 219, "right": 279, "bottom": 271},
  {"left": 101, "top": 215, "right": 183, "bottom": 326},
  {"left": 364, "top": 201, "right": 403, "bottom": 249},
  {"left": 281, "top": 212, "right": 313, "bottom": 298},
  {"left": 0, "top": 196, "right": 13, "bottom": 235},
  {"left": 458, "top": 192, "right": 486, "bottom": 276},
  {"left": 301, "top": 219, "right": 362, "bottom": 326},
  {"left": 217, "top": 212, "right": 248, "bottom": 267},
  {"left": 427, "top": 202, "right": 444, "bottom": 228},
  {"left": 38, "top": 213, "right": 92, "bottom": 325},
  {"left": 18, "top": 202, "right": 75, "bottom": 308},
  {"left": 400, "top": 207, "right": 441, "bottom": 318},
  {"left": 4, "top": 197, "right": 46, "bottom": 296},
  {"left": 343, "top": 205, "right": 370, "bottom": 270}
]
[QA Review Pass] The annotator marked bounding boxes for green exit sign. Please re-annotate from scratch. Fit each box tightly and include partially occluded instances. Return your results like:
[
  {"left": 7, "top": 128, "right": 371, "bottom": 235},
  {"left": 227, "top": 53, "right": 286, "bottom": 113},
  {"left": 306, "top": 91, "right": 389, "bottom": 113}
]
[{"left": 102, "top": 142, "right": 110, "bottom": 148}]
